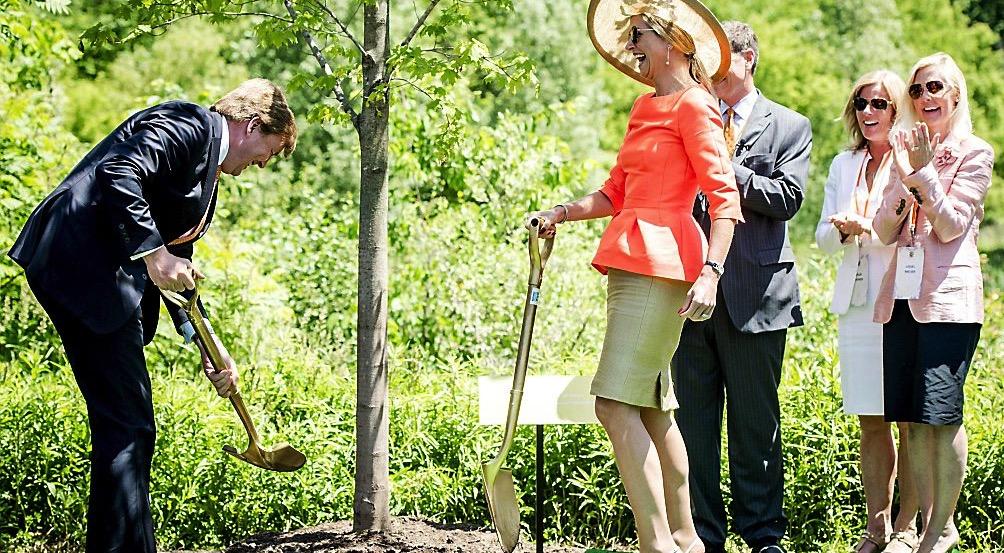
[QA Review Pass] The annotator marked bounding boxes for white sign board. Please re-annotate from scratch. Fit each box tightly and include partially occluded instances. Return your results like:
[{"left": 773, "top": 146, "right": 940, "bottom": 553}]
[{"left": 478, "top": 375, "right": 599, "bottom": 425}]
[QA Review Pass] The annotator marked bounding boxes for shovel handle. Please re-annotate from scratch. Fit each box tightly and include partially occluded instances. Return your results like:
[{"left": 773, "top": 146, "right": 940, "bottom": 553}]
[
  {"left": 488, "top": 222, "right": 556, "bottom": 467},
  {"left": 165, "top": 283, "right": 265, "bottom": 447},
  {"left": 161, "top": 284, "right": 228, "bottom": 377},
  {"left": 526, "top": 217, "right": 554, "bottom": 287}
]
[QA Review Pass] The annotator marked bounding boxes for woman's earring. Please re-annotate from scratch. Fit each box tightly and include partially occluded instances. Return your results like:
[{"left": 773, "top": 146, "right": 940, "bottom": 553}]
[{"left": 665, "top": 48, "right": 671, "bottom": 65}]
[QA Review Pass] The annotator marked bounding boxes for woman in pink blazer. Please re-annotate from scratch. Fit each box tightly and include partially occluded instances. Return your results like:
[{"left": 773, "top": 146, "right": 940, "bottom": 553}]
[
  {"left": 816, "top": 70, "right": 920, "bottom": 553},
  {"left": 872, "top": 53, "right": 994, "bottom": 553}
]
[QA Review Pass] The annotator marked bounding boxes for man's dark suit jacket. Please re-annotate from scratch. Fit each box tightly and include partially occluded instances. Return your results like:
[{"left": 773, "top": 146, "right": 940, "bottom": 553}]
[
  {"left": 8, "top": 101, "right": 224, "bottom": 344},
  {"left": 696, "top": 92, "right": 813, "bottom": 333}
]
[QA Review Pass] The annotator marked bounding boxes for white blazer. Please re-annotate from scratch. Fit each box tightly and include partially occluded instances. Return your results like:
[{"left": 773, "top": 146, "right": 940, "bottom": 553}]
[{"left": 815, "top": 149, "right": 896, "bottom": 315}]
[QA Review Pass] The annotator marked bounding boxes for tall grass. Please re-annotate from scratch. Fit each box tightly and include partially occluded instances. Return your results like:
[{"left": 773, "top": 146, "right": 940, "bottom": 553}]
[{"left": 1, "top": 214, "right": 1002, "bottom": 551}]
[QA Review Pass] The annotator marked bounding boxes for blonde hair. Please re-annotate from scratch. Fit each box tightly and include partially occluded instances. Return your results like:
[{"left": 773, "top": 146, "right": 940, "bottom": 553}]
[
  {"left": 212, "top": 78, "right": 298, "bottom": 156},
  {"left": 641, "top": 14, "right": 715, "bottom": 95},
  {"left": 896, "top": 52, "right": 972, "bottom": 139},
  {"left": 842, "top": 70, "right": 907, "bottom": 151}
]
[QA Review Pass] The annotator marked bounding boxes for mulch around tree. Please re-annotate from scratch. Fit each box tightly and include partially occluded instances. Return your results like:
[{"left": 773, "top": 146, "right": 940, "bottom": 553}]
[{"left": 169, "top": 517, "right": 596, "bottom": 553}]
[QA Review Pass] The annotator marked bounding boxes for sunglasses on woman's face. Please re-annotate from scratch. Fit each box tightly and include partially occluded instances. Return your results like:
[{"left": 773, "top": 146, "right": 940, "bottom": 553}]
[
  {"left": 908, "top": 80, "right": 947, "bottom": 99},
  {"left": 630, "top": 26, "right": 659, "bottom": 44},
  {"left": 853, "top": 97, "right": 890, "bottom": 111}
]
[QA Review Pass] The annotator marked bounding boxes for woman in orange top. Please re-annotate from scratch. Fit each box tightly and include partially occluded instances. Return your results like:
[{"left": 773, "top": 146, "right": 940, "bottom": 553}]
[{"left": 528, "top": 2, "right": 742, "bottom": 552}]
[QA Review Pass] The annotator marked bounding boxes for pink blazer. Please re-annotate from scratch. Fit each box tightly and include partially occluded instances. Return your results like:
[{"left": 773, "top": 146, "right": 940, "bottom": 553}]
[{"left": 872, "top": 135, "right": 995, "bottom": 324}]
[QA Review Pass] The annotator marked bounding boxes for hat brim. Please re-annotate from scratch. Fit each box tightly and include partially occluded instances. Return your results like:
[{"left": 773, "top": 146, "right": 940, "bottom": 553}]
[{"left": 587, "top": 0, "right": 731, "bottom": 87}]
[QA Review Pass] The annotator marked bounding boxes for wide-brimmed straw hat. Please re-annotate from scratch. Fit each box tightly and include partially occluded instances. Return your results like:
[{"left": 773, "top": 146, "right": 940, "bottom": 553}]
[{"left": 587, "top": 0, "right": 731, "bottom": 86}]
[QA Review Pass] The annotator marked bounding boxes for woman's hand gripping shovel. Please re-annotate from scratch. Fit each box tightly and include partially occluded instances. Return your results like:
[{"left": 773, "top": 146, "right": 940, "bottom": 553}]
[
  {"left": 161, "top": 282, "right": 306, "bottom": 472},
  {"left": 482, "top": 217, "right": 554, "bottom": 553}
]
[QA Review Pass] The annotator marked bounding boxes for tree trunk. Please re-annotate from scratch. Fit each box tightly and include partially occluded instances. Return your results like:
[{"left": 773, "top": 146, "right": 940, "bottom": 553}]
[{"left": 353, "top": 0, "right": 391, "bottom": 533}]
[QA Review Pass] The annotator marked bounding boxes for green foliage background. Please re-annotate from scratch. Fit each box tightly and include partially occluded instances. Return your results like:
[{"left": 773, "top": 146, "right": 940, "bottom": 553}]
[{"left": 1, "top": 0, "right": 1003, "bottom": 551}]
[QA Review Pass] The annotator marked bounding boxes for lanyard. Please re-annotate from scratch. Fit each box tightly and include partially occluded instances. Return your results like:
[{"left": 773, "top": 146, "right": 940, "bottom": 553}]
[{"left": 908, "top": 200, "right": 921, "bottom": 243}]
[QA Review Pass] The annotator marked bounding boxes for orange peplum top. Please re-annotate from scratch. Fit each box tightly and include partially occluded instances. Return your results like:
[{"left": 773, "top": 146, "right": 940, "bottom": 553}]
[{"left": 592, "top": 87, "right": 743, "bottom": 282}]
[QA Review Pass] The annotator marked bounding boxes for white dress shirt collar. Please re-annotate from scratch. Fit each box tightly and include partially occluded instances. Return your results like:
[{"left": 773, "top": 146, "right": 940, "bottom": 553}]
[
  {"left": 720, "top": 89, "right": 759, "bottom": 129},
  {"left": 218, "top": 115, "right": 230, "bottom": 167}
]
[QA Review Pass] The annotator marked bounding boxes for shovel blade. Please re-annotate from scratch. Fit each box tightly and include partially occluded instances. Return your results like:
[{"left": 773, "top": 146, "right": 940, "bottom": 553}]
[
  {"left": 224, "top": 442, "right": 306, "bottom": 472},
  {"left": 482, "top": 463, "right": 520, "bottom": 553}
]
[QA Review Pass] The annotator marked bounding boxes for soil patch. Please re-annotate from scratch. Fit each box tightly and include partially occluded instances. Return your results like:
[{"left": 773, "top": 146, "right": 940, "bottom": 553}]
[{"left": 171, "top": 517, "right": 593, "bottom": 553}]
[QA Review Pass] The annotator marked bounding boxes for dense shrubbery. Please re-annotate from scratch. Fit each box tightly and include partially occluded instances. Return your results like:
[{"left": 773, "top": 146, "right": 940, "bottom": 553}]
[
  {"left": 3, "top": 241, "right": 1003, "bottom": 551},
  {"left": 3, "top": 0, "right": 1004, "bottom": 551}
]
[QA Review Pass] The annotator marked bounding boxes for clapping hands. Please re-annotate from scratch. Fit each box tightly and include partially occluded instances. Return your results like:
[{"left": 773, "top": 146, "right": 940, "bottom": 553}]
[
  {"left": 891, "top": 122, "right": 940, "bottom": 178},
  {"left": 829, "top": 212, "right": 871, "bottom": 238}
]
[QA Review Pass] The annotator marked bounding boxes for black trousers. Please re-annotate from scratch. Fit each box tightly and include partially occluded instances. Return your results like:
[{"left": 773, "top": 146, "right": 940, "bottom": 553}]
[
  {"left": 672, "top": 301, "right": 788, "bottom": 550},
  {"left": 30, "top": 283, "right": 157, "bottom": 553}
]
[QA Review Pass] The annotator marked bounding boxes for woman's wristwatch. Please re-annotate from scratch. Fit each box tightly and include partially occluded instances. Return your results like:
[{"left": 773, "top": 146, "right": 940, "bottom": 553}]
[{"left": 704, "top": 260, "right": 724, "bottom": 278}]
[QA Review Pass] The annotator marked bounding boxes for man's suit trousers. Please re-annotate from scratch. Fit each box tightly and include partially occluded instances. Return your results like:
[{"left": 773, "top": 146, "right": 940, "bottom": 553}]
[
  {"left": 30, "top": 283, "right": 157, "bottom": 553},
  {"left": 672, "top": 293, "right": 788, "bottom": 550}
]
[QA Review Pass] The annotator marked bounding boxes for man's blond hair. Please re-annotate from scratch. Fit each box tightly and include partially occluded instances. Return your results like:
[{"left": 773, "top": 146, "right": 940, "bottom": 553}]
[{"left": 212, "top": 78, "right": 297, "bottom": 156}]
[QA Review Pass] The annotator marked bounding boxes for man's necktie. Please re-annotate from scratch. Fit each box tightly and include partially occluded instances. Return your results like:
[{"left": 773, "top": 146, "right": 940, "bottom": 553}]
[
  {"left": 169, "top": 167, "right": 221, "bottom": 246},
  {"left": 723, "top": 107, "right": 737, "bottom": 159}
]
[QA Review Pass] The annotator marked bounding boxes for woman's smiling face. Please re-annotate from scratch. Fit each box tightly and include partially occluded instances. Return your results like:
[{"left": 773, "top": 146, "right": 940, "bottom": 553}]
[
  {"left": 855, "top": 83, "right": 895, "bottom": 145},
  {"left": 910, "top": 65, "right": 956, "bottom": 138},
  {"left": 624, "top": 15, "right": 667, "bottom": 81}
]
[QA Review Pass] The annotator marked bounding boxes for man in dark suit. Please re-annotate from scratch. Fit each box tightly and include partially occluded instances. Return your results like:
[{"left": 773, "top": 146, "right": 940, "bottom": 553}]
[
  {"left": 7, "top": 78, "right": 297, "bottom": 553},
  {"left": 671, "top": 21, "right": 812, "bottom": 553}
]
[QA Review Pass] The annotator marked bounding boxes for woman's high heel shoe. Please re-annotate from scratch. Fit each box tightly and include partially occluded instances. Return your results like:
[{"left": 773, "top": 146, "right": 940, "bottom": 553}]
[{"left": 882, "top": 530, "right": 918, "bottom": 553}]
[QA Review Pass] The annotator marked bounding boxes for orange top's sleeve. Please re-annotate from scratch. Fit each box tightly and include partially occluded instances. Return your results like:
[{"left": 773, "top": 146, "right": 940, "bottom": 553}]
[
  {"left": 677, "top": 88, "right": 743, "bottom": 222},
  {"left": 599, "top": 163, "right": 626, "bottom": 213}
]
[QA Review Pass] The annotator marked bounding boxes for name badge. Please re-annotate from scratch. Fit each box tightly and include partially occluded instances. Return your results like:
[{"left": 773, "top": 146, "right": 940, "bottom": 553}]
[
  {"left": 850, "top": 254, "right": 869, "bottom": 307},
  {"left": 894, "top": 246, "right": 924, "bottom": 300}
]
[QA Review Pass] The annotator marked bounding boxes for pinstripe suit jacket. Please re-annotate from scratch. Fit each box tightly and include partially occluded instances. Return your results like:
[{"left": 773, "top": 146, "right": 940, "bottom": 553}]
[{"left": 696, "top": 92, "right": 813, "bottom": 333}]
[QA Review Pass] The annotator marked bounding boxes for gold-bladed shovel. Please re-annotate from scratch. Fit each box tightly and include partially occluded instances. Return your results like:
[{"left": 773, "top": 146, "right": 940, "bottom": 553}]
[
  {"left": 162, "top": 283, "right": 306, "bottom": 472},
  {"left": 483, "top": 217, "right": 554, "bottom": 553}
]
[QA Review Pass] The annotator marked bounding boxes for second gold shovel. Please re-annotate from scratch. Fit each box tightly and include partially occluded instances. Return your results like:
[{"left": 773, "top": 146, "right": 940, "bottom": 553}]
[
  {"left": 162, "top": 284, "right": 306, "bottom": 473},
  {"left": 482, "top": 218, "right": 554, "bottom": 552}
]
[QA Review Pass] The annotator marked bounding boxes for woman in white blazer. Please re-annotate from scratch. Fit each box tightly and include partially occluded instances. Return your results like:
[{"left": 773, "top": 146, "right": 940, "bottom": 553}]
[{"left": 816, "top": 70, "right": 919, "bottom": 553}]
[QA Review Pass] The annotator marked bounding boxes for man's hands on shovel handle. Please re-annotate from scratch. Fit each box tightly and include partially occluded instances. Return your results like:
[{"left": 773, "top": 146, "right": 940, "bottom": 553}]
[
  {"left": 198, "top": 336, "right": 239, "bottom": 398},
  {"left": 144, "top": 247, "right": 204, "bottom": 292}
]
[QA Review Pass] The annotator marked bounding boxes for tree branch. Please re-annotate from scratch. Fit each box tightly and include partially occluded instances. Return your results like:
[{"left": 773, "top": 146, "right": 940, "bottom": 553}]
[
  {"left": 389, "top": 77, "right": 434, "bottom": 101},
  {"left": 310, "top": 0, "right": 369, "bottom": 59},
  {"left": 284, "top": 0, "right": 359, "bottom": 128},
  {"left": 148, "top": 11, "right": 292, "bottom": 32},
  {"left": 400, "top": 0, "right": 442, "bottom": 49}
]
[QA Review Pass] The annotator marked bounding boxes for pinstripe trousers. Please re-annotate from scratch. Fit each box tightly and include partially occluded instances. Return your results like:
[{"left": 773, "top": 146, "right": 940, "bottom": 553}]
[{"left": 672, "top": 291, "right": 788, "bottom": 550}]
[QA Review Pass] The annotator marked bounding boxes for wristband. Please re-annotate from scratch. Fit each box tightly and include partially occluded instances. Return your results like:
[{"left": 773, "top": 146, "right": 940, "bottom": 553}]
[{"left": 553, "top": 204, "right": 569, "bottom": 224}]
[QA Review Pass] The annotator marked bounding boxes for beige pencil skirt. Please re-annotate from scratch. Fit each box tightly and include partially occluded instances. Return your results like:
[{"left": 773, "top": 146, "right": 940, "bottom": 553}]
[{"left": 590, "top": 268, "right": 691, "bottom": 411}]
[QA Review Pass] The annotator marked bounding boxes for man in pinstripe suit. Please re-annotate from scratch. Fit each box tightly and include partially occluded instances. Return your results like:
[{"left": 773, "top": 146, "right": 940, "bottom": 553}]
[{"left": 671, "top": 21, "right": 812, "bottom": 553}]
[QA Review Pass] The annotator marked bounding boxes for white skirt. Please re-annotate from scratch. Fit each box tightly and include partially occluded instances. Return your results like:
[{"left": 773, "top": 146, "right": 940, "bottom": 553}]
[{"left": 837, "top": 303, "right": 884, "bottom": 415}]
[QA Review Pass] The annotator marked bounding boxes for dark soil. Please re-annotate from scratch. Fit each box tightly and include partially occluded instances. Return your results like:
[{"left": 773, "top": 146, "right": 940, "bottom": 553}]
[{"left": 171, "top": 517, "right": 594, "bottom": 553}]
